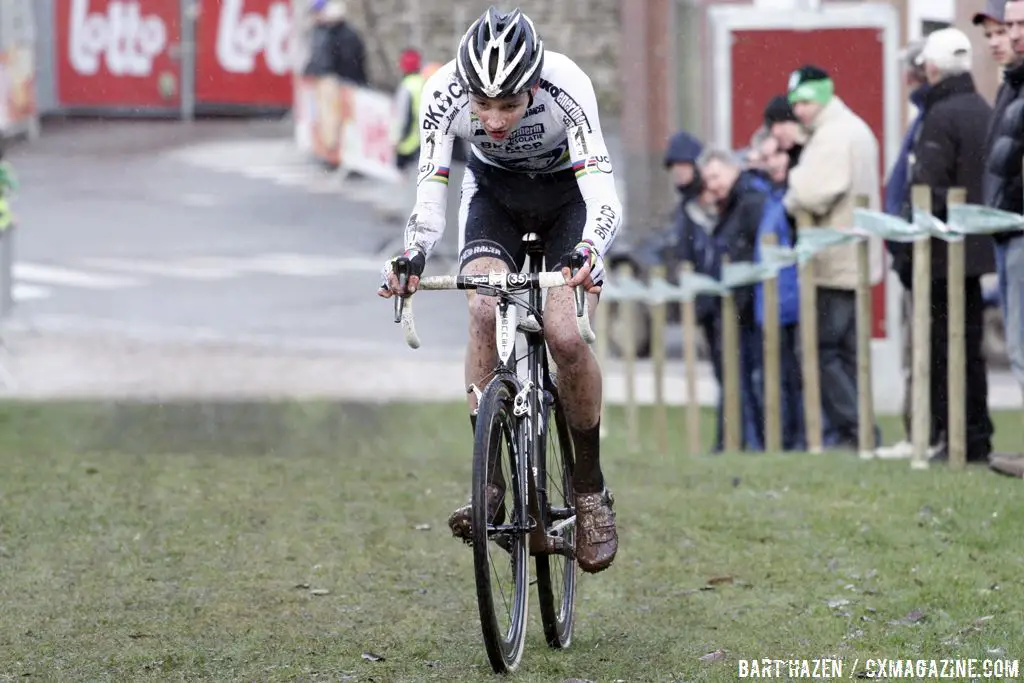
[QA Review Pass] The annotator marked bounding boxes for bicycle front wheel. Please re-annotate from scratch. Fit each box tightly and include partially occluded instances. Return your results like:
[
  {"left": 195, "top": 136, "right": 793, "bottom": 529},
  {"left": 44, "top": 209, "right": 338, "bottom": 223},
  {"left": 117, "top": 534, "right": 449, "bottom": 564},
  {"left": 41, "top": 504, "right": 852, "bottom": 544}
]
[
  {"left": 472, "top": 377, "right": 529, "bottom": 674},
  {"left": 535, "top": 384, "right": 577, "bottom": 648}
]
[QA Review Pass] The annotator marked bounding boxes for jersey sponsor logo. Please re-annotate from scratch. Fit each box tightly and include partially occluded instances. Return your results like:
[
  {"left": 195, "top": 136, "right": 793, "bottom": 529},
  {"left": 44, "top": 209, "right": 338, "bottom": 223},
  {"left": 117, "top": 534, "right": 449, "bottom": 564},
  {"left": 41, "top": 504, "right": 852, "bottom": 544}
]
[
  {"left": 476, "top": 140, "right": 545, "bottom": 152},
  {"left": 422, "top": 79, "right": 466, "bottom": 130},
  {"left": 458, "top": 272, "right": 492, "bottom": 286},
  {"left": 416, "top": 161, "right": 435, "bottom": 185},
  {"left": 459, "top": 242, "right": 508, "bottom": 265},
  {"left": 539, "top": 79, "right": 590, "bottom": 129},
  {"left": 525, "top": 103, "right": 546, "bottom": 117},
  {"left": 593, "top": 204, "right": 619, "bottom": 241},
  {"left": 507, "top": 123, "right": 544, "bottom": 144},
  {"left": 475, "top": 123, "right": 547, "bottom": 154}
]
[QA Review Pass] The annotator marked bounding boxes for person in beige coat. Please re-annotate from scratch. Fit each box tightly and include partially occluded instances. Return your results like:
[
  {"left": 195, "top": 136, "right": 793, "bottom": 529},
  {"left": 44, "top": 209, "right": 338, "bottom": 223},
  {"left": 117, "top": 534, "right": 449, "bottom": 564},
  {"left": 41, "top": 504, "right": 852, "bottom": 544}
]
[{"left": 782, "top": 65, "right": 884, "bottom": 449}]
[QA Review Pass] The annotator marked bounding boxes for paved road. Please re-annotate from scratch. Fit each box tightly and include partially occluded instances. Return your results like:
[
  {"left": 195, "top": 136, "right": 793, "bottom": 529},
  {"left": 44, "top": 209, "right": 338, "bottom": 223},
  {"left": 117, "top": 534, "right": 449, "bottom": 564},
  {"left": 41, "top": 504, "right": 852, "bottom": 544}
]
[{"left": 5, "top": 118, "right": 471, "bottom": 361}]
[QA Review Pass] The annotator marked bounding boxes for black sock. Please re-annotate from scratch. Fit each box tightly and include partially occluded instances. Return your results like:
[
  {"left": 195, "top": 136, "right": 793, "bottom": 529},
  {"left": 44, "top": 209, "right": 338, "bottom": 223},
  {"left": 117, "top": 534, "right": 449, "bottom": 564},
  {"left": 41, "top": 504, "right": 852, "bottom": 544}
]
[{"left": 570, "top": 420, "right": 603, "bottom": 494}]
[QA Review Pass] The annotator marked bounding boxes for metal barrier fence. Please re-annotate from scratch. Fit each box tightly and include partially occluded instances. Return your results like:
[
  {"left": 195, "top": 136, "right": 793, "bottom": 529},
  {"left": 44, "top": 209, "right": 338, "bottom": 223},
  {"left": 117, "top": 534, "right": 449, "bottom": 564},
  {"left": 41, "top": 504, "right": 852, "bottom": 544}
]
[{"left": 597, "top": 184, "right": 1024, "bottom": 471}]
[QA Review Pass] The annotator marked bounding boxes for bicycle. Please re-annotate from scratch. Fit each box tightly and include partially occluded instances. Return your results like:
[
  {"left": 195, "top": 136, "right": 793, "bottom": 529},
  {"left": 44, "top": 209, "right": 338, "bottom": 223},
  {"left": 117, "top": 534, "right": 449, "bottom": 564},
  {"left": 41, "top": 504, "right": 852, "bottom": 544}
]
[{"left": 389, "top": 232, "right": 596, "bottom": 674}]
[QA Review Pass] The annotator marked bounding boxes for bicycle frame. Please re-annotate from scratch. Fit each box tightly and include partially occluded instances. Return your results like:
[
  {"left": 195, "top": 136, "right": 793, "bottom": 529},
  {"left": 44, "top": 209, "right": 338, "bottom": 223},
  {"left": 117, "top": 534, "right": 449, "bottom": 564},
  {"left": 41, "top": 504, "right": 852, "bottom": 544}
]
[{"left": 390, "top": 238, "right": 593, "bottom": 559}]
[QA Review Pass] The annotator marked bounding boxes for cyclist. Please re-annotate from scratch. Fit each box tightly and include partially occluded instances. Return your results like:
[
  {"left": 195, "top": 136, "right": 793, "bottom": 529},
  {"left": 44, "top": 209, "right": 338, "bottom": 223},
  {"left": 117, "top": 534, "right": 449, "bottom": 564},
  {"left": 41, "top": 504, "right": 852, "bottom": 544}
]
[{"left": 378, "top": 6, "right": 622, "bottom": 574}]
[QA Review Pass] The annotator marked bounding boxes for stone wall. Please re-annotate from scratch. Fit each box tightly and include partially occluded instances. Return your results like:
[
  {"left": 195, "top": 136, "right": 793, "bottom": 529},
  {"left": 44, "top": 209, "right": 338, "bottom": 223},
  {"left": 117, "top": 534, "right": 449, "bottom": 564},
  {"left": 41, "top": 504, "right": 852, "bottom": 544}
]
[{"left": 328, "top": 0, "right": 623, "bottom": 115}]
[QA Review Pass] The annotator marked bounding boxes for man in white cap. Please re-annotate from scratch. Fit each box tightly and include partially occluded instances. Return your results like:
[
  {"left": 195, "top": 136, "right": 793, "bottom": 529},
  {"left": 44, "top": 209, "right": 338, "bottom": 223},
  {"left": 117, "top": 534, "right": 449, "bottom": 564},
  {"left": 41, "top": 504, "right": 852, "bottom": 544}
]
[{"left": 897, "top": 28, "right": 996, "bottom": 465}]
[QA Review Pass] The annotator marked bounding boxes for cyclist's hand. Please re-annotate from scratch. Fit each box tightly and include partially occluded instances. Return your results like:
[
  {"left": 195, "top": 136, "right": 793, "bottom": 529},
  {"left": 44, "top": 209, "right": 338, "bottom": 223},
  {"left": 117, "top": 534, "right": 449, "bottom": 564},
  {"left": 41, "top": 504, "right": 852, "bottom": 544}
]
[
  {"left": 378, "top": 249, "right": 426, "bottom": 299},
  {"left": 561, "top": 241, "right": 602, "bottom": 294}
]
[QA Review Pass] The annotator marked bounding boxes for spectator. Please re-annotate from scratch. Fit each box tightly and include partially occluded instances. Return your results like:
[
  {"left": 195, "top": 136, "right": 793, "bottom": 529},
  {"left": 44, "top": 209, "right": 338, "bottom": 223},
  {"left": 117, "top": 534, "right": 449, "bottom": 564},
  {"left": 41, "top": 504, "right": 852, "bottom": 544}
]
[
  {"left": 740, "top": 127, "right": 774, "bottom": 193},
  {"left": 974, "top": 0, "right": 1017, "bottom": 68},
  {"left": 664, "top": 132, "right": 722, "bottom": 429},
  {"left": 764, "top": 95, "right": 807, "bottom": 169},
  {"left": 753, "top": 134, "right": 805, "bottom": 450},
  {"left": 758, "top": 135, "right": 791, "bottom": 190},
  {"left": 875, "top": 39, "right": 936, "bottom": 459},
  {"left": 987, "top": 0, "right": 1024, "bottom": 473},
  {"left": 782, "top": 65, "right": 884, "bottom": 451},
  {"left": 303, "top": 0, "right": 368, "bottom": 86},
  {"left": 897, "top": 28, "right": 996, "bottom": 464},
  {"left": 663, "top": 129, "right": 717, "bottom": 348},
  {"left": 664, "top": 130, "right": 704, "bottom": 203},
  {"left": 695, "top": 147, "right": 768, "bottom": 451},
  {"left": 392, "top": 48, "right": 424, "bottom": 171},
  {"left": 378, "top": 48, "right": 427, "bottom": 222}
]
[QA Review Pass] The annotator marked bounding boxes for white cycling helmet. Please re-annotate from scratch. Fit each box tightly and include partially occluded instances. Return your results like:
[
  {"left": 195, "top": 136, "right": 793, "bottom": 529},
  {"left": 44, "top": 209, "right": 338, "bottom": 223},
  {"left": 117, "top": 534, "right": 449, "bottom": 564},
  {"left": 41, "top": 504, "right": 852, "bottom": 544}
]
[{"left": 456, "top": 6, "right": 545, "bottom": 100}]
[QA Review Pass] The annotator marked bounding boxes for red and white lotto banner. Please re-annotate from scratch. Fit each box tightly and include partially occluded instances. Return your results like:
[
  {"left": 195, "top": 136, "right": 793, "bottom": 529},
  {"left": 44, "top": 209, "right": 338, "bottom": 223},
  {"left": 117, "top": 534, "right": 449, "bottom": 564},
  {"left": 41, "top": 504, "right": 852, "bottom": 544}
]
[
  {"left": 194, "top": 0, "right": 294, "bottom": 107},
  {"left": 57, "top": 0, "right": 181, "bottom": 108},
  {"left": 56, "top": 0, "right": 296, "bottom": 110}
]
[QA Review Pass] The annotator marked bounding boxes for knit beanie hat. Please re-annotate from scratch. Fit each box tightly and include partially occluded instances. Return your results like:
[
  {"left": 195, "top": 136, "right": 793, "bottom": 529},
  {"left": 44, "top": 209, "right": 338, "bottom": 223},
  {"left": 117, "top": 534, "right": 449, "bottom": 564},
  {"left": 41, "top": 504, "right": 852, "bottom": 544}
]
[
  {"left": 763, "top": 95, "right": 798, "bottom": 126},
  {"left": 787, "top": 65, "right": 834, "bottom": 105}
]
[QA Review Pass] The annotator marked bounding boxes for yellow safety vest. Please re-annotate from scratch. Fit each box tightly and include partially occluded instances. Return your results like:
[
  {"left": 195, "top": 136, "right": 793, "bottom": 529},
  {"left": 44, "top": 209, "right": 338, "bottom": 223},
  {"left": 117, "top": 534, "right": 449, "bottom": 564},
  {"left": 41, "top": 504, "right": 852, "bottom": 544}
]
[{"left": 398, "top": 73, "right": 426, "bottom": 157}]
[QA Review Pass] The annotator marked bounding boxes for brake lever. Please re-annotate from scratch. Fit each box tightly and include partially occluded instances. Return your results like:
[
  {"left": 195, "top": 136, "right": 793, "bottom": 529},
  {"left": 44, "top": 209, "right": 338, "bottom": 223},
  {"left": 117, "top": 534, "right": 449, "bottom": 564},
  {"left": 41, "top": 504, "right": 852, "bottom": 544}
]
[
  {"left": 393, "top": 257, "right": 409, "bottom": 323},
  {"left": 568, "top": 251, "right": 597, "bottom": 345},
  {"left": 568, "top": 252, "right": 587, "bottom": 318}
]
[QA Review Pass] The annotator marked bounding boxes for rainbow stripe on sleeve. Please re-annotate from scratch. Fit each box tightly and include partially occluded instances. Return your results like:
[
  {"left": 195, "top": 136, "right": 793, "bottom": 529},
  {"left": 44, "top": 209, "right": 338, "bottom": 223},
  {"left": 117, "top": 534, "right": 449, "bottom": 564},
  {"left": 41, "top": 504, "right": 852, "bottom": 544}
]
[
  {"left": 427, "top": 166, "right": 450, "bottom": 184},
  {"left": 573, "top": 158, "right": 604, "bottom": 179}
]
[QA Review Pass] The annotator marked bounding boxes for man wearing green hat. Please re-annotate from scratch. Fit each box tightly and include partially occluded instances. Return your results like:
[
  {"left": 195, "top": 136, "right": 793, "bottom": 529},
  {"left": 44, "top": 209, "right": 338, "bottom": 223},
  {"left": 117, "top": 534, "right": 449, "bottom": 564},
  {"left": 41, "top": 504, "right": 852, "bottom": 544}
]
[{"left": 782, "top": 65, "right": 884, "bottom": 450}]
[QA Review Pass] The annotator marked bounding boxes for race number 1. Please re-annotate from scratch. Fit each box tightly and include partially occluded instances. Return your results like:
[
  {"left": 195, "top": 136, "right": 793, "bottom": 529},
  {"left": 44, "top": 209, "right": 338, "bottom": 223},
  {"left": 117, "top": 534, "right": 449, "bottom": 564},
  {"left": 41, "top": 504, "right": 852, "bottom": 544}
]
[{"left": 568, "top": 125, "right": 592, "bottom": 160}]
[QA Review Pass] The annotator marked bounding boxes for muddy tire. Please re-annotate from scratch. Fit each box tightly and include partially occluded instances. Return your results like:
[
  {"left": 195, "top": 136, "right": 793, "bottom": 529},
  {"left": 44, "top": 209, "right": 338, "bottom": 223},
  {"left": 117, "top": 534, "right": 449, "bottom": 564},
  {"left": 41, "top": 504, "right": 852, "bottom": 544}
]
[{"left": 471, "top": 378, "right": 529, "bottom": 674}]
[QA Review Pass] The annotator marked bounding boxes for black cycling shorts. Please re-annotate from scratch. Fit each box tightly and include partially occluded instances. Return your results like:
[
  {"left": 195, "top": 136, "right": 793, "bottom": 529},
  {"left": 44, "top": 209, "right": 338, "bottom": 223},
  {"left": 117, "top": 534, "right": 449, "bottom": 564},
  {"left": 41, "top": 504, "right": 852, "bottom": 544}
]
[{"left": 457, "top": 156, "right": 601, "bottom": 285}]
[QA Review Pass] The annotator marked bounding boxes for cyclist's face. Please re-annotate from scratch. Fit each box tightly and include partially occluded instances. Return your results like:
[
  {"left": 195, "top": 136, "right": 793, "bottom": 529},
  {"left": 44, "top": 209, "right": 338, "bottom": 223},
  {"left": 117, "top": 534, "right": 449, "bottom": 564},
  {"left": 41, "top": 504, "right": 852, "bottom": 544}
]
[{"left": 471, "top": 90, "right": 532, "bottom": 140}]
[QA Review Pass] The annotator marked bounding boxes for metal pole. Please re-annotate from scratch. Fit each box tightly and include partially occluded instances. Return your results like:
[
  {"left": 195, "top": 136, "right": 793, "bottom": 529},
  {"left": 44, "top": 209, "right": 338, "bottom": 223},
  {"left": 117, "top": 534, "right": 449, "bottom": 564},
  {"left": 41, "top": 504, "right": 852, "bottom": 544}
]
[{"left": 180, "top": 0, "right": 197, "bottom": 121}]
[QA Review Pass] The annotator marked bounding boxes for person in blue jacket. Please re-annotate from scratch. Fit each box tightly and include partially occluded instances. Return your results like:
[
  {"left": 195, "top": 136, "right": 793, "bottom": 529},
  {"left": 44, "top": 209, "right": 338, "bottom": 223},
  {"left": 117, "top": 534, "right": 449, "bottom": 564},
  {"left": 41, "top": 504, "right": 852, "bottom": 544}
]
[{"left": 752, "top": 133, "right": 805, "bottom": 450}]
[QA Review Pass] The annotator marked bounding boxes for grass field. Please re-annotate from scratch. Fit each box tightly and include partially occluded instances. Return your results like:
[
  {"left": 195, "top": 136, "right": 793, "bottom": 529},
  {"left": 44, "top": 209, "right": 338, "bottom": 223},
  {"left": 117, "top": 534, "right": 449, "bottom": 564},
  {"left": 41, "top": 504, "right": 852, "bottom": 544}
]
[{"left": 1, "top": 400, "right": 1022, "bottom": 682}]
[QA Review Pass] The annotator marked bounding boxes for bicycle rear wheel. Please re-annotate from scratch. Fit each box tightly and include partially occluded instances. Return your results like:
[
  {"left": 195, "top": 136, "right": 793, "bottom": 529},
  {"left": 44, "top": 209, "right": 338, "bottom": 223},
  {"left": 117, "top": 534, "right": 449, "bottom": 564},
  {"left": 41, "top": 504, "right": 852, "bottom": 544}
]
[
  {"left": 535, "top": 384, "right": 578, "bottom": 648},
  {"left": 472, "top": 377, "right": 529, "bottom": 673}
]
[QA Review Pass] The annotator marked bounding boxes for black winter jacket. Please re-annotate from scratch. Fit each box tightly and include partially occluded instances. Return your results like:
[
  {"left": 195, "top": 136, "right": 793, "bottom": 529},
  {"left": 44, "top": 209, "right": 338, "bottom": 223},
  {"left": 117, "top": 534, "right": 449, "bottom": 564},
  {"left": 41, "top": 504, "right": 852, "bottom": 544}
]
[
  {"left": 893, "top": 73, "right": 995, "bottom": 282},
  {"left": 303, "top": 21, "right": 368, "bottom": 85},
  {"left": 711, "top": 174, "right": 766, "bottom": 326},
  {"left": 675, "top": 173, "right": 765, "bottom": 325},
  {"left": 984, "top": 60, "right": 1024, "bottom": 244}
]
